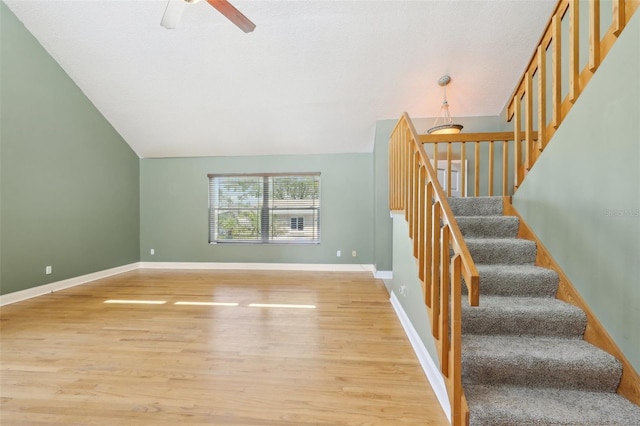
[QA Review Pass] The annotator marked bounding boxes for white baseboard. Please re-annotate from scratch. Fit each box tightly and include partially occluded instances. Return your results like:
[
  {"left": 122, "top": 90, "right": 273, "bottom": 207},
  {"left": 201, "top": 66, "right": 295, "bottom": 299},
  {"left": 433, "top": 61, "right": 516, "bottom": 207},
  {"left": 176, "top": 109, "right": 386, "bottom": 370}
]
[
  {"left": 374, "top": 270, "right": 392, "bottom": 280},
  {"left": 1, "top": 262, "right": 384, "bottom": 306},
  {"left": 389, "top": 291, "right": 451, "bottom": 423},
  {"left": 0, "top": 263, "right": 140, "bottom": 306},
  {"left": 139, "top": 262, "right": 377, "bottom": 273}
]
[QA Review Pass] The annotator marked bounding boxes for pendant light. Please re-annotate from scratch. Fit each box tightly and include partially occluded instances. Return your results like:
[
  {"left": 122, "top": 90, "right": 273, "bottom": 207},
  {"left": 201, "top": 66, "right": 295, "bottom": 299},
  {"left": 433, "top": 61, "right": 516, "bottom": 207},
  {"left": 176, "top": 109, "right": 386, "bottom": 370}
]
[{"left": 427, "top": 75, "right": 463, "bottom": 135}]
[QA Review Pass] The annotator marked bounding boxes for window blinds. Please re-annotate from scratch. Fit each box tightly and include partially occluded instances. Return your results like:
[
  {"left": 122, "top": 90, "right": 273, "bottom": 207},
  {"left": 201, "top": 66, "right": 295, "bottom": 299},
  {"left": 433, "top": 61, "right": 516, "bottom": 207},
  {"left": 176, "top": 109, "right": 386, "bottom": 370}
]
[{"left": 208, "top": 173, "right": 320, "bottom": 244}]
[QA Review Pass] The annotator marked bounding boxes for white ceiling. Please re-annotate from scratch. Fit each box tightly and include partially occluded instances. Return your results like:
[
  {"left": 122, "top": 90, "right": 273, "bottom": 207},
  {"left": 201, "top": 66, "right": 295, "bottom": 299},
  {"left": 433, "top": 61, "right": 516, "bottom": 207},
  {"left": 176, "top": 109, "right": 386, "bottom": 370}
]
[{"left": 4, "top": 0, "right": 557, "bottom": 158}]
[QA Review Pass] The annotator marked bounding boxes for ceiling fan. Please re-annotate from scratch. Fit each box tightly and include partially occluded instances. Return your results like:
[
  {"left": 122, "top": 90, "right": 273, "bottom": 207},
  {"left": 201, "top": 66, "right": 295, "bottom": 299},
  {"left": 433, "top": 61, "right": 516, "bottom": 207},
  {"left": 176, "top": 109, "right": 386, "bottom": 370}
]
[{"left": 161, "top": 0, "right": 256, "bottom": 33}]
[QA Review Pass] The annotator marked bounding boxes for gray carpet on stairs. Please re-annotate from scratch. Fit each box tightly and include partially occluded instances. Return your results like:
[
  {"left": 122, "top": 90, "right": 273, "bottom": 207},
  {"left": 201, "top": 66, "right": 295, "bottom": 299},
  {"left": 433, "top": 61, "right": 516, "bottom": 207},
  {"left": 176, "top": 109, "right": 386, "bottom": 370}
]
[
  {"left": 450, "top": 196, "right": 640, "bottom": 425},
  {"left": 466, "top": 238, "right": 537, "bottom": 264},
  {"left": 456, "top": 216, "right": 520, "bottom": 238},
  {"left": 470, "top": 264, "right": 559, "bottom": 297},
  {"left": 465, "top": 384, "right": 640, "bottom": 425},
  {"left": 449, "top": 196, "right": 503, "bottom": 217},
  {"left": 463, "top": 335, "right": 622, "bottom": 392},
  {"left": 462, "top": 296, "right": 586, "bottom": 337}
]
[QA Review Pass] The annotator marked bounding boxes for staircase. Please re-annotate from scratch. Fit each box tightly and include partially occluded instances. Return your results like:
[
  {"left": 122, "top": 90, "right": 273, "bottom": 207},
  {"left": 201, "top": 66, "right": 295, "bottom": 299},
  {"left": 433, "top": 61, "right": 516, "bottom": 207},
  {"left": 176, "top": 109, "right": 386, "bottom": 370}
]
[{"left": 450, "top": 196, "right": 640, "bottom": 425}]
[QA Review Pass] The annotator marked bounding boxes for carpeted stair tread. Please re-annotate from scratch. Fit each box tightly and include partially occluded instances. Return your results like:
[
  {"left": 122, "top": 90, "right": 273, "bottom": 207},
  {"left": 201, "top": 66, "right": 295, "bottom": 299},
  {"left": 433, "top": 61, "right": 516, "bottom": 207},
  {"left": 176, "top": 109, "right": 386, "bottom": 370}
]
[
  {"left": 474, "top": 264, "right": 559, "bottom": 297},
  {"left": 462, "top": 264, "right": 559, "bottom": 297},
  {"left": 466, "top": 238, "right": 537, "bottom": 265},
  {"left": 448, "top": 196, "right": 503, "bottom": 217},
  {"left": 456, "top": 216, "right": 520, "bottom": 239},
  {"left": 464, "top": 384, "right": 640, "bottom": 426},
  {"left": 462, "top": 335, "right": 621, "bottom": 391},
  {"left": 462, "top": 296, "right": 586, "bottom": 337}
]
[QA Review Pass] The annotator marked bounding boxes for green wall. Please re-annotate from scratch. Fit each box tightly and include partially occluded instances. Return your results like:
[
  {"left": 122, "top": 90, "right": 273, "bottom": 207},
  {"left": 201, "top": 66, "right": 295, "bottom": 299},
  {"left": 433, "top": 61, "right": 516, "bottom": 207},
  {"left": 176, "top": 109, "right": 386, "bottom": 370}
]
[
  {"left": 513, "top": 12, "right": 640, "bottom": 371},
  {"left": 373, "top": 120, "right": 395, "bottom": 271},
  {"left": 390, "top": 212, "right": 440, "bottom": 366},
  {"left": 0, "top": 2, "right": 140, "bottom": 295},
  {"left": 140, "top": 154, "right": 374, "bottom": 265}
]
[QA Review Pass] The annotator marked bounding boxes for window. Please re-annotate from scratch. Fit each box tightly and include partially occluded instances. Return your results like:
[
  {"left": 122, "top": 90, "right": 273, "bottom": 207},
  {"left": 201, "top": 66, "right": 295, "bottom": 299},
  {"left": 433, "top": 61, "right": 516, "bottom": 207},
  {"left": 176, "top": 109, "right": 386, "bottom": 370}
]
[
  {"left": 290, "top": 217, "right": 304, "bottom": 231},
  {"left": 208, "top": 173, "right": 320, "bottom": 244}
]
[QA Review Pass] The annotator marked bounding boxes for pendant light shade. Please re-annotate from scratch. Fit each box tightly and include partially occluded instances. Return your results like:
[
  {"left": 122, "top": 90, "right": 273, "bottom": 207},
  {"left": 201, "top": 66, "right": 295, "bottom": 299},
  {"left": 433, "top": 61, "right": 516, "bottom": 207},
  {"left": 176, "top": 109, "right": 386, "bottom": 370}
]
[{"left": 427, "top": 75, "right": 463, "bottom": 135}]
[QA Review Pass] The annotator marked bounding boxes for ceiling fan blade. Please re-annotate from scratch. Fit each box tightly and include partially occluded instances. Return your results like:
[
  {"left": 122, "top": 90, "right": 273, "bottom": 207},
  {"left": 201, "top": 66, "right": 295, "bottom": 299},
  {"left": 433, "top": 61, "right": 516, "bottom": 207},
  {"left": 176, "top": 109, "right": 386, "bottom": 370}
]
[
  {"left": 206, "top": 0, "right": 256, "bottom": 33},
  {"left": 161, "top": 0, "right": 186, "bottom": 29}
]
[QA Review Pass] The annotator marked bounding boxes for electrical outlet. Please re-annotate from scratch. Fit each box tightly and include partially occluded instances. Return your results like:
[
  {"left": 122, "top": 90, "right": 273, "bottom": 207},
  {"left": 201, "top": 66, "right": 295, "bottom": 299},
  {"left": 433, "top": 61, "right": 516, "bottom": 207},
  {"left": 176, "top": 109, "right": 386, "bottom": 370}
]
[
  {"left": 45, "top": 266, "right": 52, "bottom": 275},
  {"left": 352, "top": 250, "right": 357, "bottom": 257},
  {"left": 150, "top": 249, "right": 155, "bottom": 255},
  {"left": 399, "top": 285, "right": 406, "bottom": 295},
  {"left": 336, "top": 250, "right": 341, "bottom": 257}
]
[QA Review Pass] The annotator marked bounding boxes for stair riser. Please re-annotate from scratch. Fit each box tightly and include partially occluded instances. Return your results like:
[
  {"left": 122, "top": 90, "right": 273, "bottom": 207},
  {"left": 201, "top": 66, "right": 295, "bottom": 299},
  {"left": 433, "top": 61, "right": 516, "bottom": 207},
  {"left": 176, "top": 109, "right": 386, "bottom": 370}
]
[
  {"left": 476, "top": 272, "right": 557, "bottom": 297},
  {"left": 457, "top": 217, "right": 520, "bottom": 239},
  {"left": 448, "top": 197, "right": 503, "bottom": 217},
  {"left": 467, "top": 241, "right": 537, "bottom": 265},
  {"left": 462, "top": 267, "right": 559, "bottom": 297}
]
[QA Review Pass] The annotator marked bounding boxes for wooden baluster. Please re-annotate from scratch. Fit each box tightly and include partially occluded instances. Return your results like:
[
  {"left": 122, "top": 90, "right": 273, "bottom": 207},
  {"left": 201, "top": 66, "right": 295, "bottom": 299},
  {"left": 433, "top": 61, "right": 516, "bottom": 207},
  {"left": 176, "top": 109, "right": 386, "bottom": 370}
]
[
  {"left": 502, "top": 140, "right": 509, "bottom": 196},
  {"left": 440, "top": 225, "right": 451, "bottom": 377},
  {"left": 450, "top": 254, "right": 463, "bottom": 426},
  {"left": 431, "top": 203, "right": 441, "bottom": 339},
  {"left": 395, "top": 130, "right": 402, "bottom": 210},
  {"left": 424, "top": 182, "right": 434, "bottom": 308},
  {"left": 569, "top": 0, "right": 580, "bottom": 103},
  {"left": 408, "top": 148, "right": 413, "bottom": 234},
  {"left": 417, "top": 165, "right": 426, "bottom": 284},
  {"left": 398, "top": 132, "right": 404, "bottom": 209},
  {"left": 447, "top": 143, "right": 453, "bottom": 198},
  {"left": 488, "top": 141, "right": 495, "bottom": 196},
  {"left": 538, "top": 45, "right": 548, "bottom": 150},
  {"left": 400, "top": 127, "right": 405, "bottom": 213},
  {"left": 396, "top": 133, "right": 401, "bottom": 209},
  {"left": 433, "top": 142, "right": 438, "bottom": 183},
  {"left": 613, "top": 0, "right": 625, "bottom": 36},
  {"left": 395, "top": 135, "right": 400, "bottom": 209},
  {"left": 460, "top": 143, "right": 467, "bottom": 197},
  {"left": 396, "top": 128, "right": 401, "bottom": 210},
  {"left": 552, "top": 14, "right": 561, "bottom": 129},
  {"left": 415, "top": 152, "right": 420, "bottom": 241},
  {"left": 525, "top": 71, "right": 534, "bottom": 171},
  {"left": 474, "top": 142, "right": 480, "bottom": 196},
  {"left": 432, "top": 142, "right": 438, "bottom": 162},
  {"left": 411, "top": 152, "right": 420, "bottom": 255},
  {"left": 397, "top": 130, "right": 403, "bottom": 210},
  {"left": 590, "top": 0, "right": 601, "bottom": 72},
  {"left": 389, "top": 135, "right": 394, "bottom": 209},
  {"left": 407, "top": 136, "right": 412, "bottom": 214},
  {"left": 514, "top": 96, "right": 523, "bottom": 187},
  {"left": 393, "top": 133, "right": 399, "bottom": 210},
  {"left": 404, "top": 128, "right": 410, "bottom": 218}
]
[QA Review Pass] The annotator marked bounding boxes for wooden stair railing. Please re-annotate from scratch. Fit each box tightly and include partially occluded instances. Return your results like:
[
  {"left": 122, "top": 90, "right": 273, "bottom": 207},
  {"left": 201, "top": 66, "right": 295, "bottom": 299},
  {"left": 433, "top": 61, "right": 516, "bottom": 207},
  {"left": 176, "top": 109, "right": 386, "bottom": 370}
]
[
  {"left": 389, "top": 112, "right": 480, "bottom": 425},
  {"left": 418, "top": 132, "right": 537, "bottom": 197},
  {"left": 506, "top": 0, "right": 639, "bottom": 188}
]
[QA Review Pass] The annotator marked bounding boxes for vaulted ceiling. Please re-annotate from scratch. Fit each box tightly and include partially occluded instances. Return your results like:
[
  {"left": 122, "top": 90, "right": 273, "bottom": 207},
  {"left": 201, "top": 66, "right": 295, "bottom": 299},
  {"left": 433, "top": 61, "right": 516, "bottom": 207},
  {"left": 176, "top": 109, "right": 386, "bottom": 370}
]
[{"left": 4, "top": 0, "right": 557, "bottom": 158}]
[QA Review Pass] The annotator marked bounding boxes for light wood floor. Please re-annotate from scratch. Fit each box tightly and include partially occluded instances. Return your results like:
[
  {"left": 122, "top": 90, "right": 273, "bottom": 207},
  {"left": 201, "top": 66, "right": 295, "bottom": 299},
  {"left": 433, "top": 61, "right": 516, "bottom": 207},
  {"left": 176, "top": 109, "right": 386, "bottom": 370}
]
[{"left": 0, "top": 270, "right": 448, "bottom": 425}]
